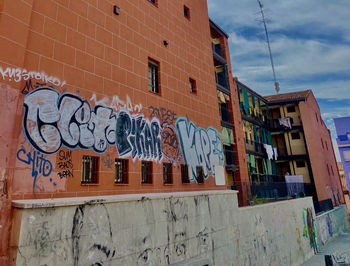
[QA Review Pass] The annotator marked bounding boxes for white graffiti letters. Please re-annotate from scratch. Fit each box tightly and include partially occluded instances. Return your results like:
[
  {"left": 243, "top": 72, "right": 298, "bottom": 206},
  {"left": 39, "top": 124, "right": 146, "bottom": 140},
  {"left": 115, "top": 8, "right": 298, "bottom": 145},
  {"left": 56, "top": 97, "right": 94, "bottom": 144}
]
[
  {"left": 176, "top": 118, "right": 224, "bottom": 182},
  {"left": 0, "top": 66, "right": 66, "bottom": 87},
  {"left": 23, "top": 88, "right": 163, "bottom": 161}
]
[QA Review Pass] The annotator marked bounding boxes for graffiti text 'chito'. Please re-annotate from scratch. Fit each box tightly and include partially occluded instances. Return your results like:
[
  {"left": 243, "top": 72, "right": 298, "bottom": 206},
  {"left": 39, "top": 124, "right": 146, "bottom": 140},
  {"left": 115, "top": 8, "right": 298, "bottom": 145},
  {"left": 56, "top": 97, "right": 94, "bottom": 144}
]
[{"left": 23, "top": 88, "right": 162, "bottom": 161}]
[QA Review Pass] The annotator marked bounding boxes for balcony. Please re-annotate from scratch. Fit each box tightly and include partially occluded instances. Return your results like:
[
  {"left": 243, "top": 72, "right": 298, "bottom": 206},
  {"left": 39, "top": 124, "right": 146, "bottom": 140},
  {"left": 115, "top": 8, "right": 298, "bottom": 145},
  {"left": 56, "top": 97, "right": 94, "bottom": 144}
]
[
  {"left": 219, "top": 105, "right": 233, "bottom": 125},
  {"left": 224, "top": 149, "right": 239, "bottom": 171},
  {"left": 212, "top": 43, "right": 226, "bottom": 64},
  {"left": 216, "top": 71, "right": 229, "bottom": 89},
  {"left": 245, "top": 139, "right": 264, "bottom": 154}
]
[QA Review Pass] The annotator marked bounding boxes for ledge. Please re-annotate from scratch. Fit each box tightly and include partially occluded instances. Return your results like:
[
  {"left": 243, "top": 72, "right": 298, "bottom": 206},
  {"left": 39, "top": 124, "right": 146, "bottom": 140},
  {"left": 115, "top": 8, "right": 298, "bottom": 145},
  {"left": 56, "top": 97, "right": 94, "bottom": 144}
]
[{"left": 12, "top": 190, "right": 238, "bottom": 209}]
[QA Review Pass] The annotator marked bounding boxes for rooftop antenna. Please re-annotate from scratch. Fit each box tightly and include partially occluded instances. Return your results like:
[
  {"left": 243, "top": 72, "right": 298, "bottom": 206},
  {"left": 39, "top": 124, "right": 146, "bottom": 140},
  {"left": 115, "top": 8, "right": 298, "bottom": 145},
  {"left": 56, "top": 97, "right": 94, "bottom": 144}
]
[{"left": 257, "top": 0, "right": 280, "bottom": 93}]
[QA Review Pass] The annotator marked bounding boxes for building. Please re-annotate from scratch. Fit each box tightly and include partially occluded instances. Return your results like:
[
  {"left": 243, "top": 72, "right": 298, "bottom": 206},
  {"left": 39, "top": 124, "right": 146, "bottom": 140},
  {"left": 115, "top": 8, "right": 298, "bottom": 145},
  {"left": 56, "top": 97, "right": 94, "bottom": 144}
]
[
  {"left": 334, "top": 117, "right": 350, "bottom": 216},
  {"left": 235, "top": 81, "right": 344, "bottom": 211},
  {"left": 210, "top": 21, "right": 250, "bottom": 206},
  {"left": 0, "top": 0, "right": 241, "bottom": 262}
]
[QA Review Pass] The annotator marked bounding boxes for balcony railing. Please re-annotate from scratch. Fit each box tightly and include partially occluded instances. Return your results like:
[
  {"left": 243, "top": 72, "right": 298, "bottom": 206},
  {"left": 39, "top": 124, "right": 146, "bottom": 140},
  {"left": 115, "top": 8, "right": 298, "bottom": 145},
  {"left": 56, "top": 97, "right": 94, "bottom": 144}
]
[
  {"left": 232, "top": 181, "right": 316, "bottom": 201},
  {"left": 245, "top": 139, "right": 264, "bottom": 154}
]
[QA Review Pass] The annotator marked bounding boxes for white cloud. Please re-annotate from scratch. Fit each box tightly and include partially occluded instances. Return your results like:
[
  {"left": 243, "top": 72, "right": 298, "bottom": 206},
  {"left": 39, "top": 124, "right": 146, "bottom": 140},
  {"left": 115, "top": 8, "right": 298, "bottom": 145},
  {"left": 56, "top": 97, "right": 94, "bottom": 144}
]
[{"left": 207, "top": 0, "right": 350, "bottom": 99}]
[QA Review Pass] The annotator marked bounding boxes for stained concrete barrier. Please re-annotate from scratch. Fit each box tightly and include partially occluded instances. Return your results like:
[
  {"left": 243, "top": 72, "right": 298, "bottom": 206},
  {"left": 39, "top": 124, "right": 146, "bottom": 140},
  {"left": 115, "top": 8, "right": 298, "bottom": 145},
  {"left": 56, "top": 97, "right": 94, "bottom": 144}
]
[
  {"left": 315, "top": 205, "right": 350, "bottom": 248},
  {"left": 10, "top": 191, "right": 315, "bottom": 265}
]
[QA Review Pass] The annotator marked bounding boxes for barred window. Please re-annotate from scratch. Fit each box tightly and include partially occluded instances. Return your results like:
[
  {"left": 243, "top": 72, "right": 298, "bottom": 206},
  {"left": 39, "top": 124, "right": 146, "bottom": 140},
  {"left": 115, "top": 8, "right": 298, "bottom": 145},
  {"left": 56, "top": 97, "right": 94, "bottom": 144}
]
[
  {"left": 115, "top": 159, "right": 128, "bottom": 184},
  {"left": 163, "top": 163, "right": 173, "bottom": 184},
  {"left": 196, "top": 166, "right": 204, "bottom": 184},
  {"left": 148, "top": 59, "right": 159, "bottom": 93},
  {"left": 141, "top": 161, "right": 152, "bottom": 184},
  {"left": 81, "top": 156, "right": 99, "bottom": 184},
  {"left": 181, "top": 164, "right": 190, "bottom": 184}
]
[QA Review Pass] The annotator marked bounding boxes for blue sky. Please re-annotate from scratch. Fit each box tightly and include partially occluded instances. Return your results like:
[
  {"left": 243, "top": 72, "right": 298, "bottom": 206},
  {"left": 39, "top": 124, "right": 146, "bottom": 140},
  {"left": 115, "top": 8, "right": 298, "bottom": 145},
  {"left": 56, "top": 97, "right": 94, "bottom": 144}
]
[{"left": 207, "top": 0, "right": 350, "bottom": 160}]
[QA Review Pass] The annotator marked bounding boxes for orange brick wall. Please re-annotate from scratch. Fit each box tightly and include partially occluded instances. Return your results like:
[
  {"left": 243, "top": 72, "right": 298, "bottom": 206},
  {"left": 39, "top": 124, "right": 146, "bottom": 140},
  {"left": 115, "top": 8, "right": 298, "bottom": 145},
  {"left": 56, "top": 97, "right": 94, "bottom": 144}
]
[
  {"left": 299, "top": 93, "right": 344, "bottom": 204},
  {"left": 0, "top": 0, "right": 227, "bottom": 202}
]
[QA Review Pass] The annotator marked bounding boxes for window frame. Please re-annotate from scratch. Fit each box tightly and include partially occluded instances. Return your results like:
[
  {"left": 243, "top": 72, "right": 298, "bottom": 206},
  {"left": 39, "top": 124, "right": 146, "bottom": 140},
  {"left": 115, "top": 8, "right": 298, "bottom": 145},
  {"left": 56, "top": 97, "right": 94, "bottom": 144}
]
[
  {"left": 184, "top": 5, "right": 190, "bottom": 20},
  {"left": 163, "top": 163, "right": 173, "bottom": 184},
  {"left": 141, "top": 161, "right": 153, "bottom": 184},
  {"left": 296, "top": 160, "right": 305, "bottom": 168},
  {"left": 181, "top": 164, "right": 190, "bottom": 184},
  {"left": 291, "top": 132, "right": 300, "bottom": 140},
  {"left": 115, "top": 159, "right": 128, "bottom": 184},
  {"left": 287, "top": 106, "right": 296, "bottom": 113},
  {"left": 196, "top": 166, "right": 204, "bottom": 184},
  {"left": 189, "top": 78, "right": 196, "bottom": 94},
  {"left": 148, "top": 58, "right": 160, "bottom": 94},
  {"left": 81, "top": 156, "right": 99, "bottom": 184},
  {"left": 147, "top": 0, "right": 157, "bottom": 7}
]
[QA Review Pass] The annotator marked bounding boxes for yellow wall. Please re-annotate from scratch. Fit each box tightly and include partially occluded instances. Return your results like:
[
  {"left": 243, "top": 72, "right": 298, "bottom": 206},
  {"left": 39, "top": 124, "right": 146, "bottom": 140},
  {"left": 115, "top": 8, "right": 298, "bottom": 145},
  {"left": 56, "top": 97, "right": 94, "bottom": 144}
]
[
  {"left": 281, "top": 104, "right": 302, "bottom": 126},
  {"left": 285, "top": 131, "right": 307, "bottom": 155},
  {"left": 289, "top": 160, "right": 310, "bottom": 183}
]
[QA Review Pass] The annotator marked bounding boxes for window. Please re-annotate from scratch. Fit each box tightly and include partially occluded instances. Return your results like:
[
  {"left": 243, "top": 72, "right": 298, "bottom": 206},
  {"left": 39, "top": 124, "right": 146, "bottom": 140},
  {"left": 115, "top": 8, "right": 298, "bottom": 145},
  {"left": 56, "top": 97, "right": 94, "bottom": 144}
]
[
  {"left": 148, "top": 0, "right": 157, "bottom": 5},
  {"left": 321, "top": 138, "right": 324, "bottom": 149},
  {"left": 163, "top": 163, "right": 173, "bottom": 184},
  {"left": 81, "top": 156, "right": 99, "bottom": 184},
  {"left": 181, "top": 164, "right": 190, "bottom": 184},
  {"left": 287, "top": 106, "right": 295, "bottom": 113},
  {"left": 331, "top": 165, "right": 334, "bottom": 176},
  {"left": 296, "top": 160, "right": 305, "bottom": 168},
  {"left": 326, "top": 164, "right": 330, "bottom": 176},
  {"left": 115, "top": 159, "right": 128, "bottom": 184},
  {"left": 325, "top": 141, "right": 328, "bottom": 150},
  {"left": 343, "top": 150, "right": 350, "bottom": 161},
  {"left": 184, "top": 5, "right": 190, "bottom": 19},
  {"left": 148, "top": 59, "right": 159, "bottom": 93},
  {"left": 189, "top": 78, "right": 196, "bottom": 93},
  {"left": 141, "top": 161, "right": 152, "bottom": 184},
  {"left": 291, "top": 132, "right": 300, "bottom": 140},
  {"left": 196, "top": 166, "right": 204, "bottom": 184},
  {"left": 315, "top": 113, "right": 319, "bottom": 122}
]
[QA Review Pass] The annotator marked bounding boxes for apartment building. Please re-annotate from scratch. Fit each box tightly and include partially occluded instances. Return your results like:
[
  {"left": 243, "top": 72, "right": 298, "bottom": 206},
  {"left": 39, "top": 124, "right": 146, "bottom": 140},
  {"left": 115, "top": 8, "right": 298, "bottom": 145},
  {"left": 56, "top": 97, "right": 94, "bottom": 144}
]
[{"left": 236, "top": 82, "right": 344, "bottom": 211}]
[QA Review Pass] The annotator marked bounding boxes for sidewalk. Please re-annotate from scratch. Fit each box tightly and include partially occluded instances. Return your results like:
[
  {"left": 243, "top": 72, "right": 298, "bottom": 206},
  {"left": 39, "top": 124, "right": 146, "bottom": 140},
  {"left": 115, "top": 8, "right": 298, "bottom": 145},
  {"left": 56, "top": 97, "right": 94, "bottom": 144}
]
[{"left": 302, "top": 231, "right": 350, "bottom": 266}]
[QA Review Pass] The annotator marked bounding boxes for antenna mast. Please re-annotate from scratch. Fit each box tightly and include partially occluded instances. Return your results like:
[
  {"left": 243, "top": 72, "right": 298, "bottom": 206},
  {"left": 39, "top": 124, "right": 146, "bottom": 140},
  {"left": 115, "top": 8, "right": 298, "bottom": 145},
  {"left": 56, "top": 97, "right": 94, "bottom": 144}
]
[{"left": 257, "top": 0, "right": 280, "bottom": 93}]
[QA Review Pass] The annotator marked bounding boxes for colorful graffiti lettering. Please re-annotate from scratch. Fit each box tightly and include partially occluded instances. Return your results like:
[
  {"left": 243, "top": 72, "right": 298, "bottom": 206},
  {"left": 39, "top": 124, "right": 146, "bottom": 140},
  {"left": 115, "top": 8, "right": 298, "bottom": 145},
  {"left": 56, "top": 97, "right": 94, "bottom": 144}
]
[
  {"left": 57, "top": 150, "right": 74, "bottom": 178},
  {"left": 149, "top": 106, "right": 181, "bottom": 165},
  {"left": 302, "top": 208, "right": 318, "bottom": 253},
  {"left": 90, "top": 93, "right": 142, "bottom": 113},
  {"left": 0, "top": 67, "right": 66, "bottom": 87},
  {"left": 176, "top": 117, "right": 224, "bottom": 182},
  {"left": 23, "top": 87, "right": 162, "bottom": 161},
  {"left": 16, "top": 147, "right": 54, "bottom": 190}
]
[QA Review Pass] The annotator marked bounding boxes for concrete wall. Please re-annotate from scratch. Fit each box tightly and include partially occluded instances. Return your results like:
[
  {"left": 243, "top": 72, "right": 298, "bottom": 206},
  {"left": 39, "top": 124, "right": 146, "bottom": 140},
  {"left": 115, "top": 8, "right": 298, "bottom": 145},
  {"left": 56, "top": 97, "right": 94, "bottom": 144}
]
[
  {"left": 10, "top": 191, "right": 315, "bottom": 265},
  {"left": 315, "top": 205, "right": 349, "bottom": 248}
]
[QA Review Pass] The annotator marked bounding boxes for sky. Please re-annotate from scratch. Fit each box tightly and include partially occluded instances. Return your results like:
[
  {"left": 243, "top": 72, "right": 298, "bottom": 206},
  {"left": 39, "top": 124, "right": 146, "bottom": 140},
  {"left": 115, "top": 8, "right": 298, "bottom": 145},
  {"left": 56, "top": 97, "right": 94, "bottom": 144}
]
[{"left": 207, "top": 0, "right": 350, "bottom": 161}]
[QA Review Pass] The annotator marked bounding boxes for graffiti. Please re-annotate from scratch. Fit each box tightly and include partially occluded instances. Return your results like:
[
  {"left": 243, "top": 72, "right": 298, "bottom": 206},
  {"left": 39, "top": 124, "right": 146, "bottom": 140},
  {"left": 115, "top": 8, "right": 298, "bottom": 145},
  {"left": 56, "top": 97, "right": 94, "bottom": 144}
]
[
  {"left": 149, "top": 106, "right": 177, "bottom": 125},
  {"left": 148, "top": 106, "right": 181, "bottom": 164},
  {"left": 303, "top": 208, "right": 318, "bottom": 253},
  {"left": 101, "top": 154, "right": 113, "bottom": 169},
  {"left": 90, "top": 93, "right": 142, "bottom": 113},
  {"left": 23, "top": 88, "right": 162, "bottom": 162},
  {"left": 0, "top": 169, "right": 7, "bottom": 198},
  {"left": 17, "top": 147, "right": 54, "bottom": 190},
  {"left": 0, "top": 66, "right": 66, "bottom": 87},
  {"left": 72, "top": 203, "right": 116, "bottom": 266},
  {"left": 318, "top": 214, "right": 334, "bottom": 245},
  {"left": 176, "top": 117, "right": 224, "bottom": 182},
  {"left": 22, "top": 79, "right": 47, "bottom": 95},
  {"left": 57, "top": 150, "right": 73, "bottom": 178}
]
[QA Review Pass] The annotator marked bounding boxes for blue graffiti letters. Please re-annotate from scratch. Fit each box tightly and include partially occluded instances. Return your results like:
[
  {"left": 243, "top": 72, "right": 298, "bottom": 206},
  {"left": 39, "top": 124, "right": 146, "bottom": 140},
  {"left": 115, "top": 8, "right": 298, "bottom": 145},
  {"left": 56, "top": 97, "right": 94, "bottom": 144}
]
[
  {"left": 176, "top": 118, "right": 224, "bottom": 182},
  {"left": 17, "top": 147, "right": 53, "bottom": 190}
]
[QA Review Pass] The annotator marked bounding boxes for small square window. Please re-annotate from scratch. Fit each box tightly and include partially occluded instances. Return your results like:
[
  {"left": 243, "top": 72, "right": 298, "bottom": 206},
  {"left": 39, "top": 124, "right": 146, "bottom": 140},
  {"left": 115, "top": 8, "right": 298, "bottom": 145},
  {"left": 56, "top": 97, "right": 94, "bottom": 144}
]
[
  {"left": 181, "top": 164, "right": 190, "bottom": 184},
  {"left": 196, "top": 166, "right": 204, "bottom": 184},
  {"left": 115, "top": 159, "right": 128, "bottom": 184},
  {"left": 148, "top": 58, "right": 159, "bottom": 94},
  {"left": 296, "top": 161, "right": 305, "bottom": 168},
  {"left": 184, "top": 5, "right": 190, "bottom": 19},
  {"left": 287, "top": 106, "right": 296, "bottom": 113},
  {"left": 163, "top": 163, "right": 173, "bottom": 184},
  {"left": 141, "top": 161, "right": 152, "bottom": 184},
  {"left": 81, "top": 156, "right": 99, "bottom": 184},
  {"left": 148, "top": 0, "right": 157, "bottom": 5},
  {"left": 291, "top": 132, "right": 300, "bottom": 140},
  {"left": 189, "top": 78, "right": 196, "bottom": 93}
]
